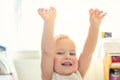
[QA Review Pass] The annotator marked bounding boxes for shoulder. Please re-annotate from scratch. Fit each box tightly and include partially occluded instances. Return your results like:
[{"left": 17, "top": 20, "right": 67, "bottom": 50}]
[{"left": 75, "top": 71, "right": 83, "bottom": 80}]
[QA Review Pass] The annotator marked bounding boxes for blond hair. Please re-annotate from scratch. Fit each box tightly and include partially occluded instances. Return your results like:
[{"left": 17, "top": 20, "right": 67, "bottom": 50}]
[{"left": 55, "top": 34, "right": 73, "bottom": 42}]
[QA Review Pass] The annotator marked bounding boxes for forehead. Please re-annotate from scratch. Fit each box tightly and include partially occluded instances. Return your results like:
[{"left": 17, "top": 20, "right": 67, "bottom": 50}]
[{"left": 55, "top": 38, "right": 76, "bottom": 50}]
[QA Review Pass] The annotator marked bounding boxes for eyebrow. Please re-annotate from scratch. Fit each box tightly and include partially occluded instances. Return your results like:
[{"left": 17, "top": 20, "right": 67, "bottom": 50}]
[{"left": 56, "top": 49, "right": 76, "bottom": 52}]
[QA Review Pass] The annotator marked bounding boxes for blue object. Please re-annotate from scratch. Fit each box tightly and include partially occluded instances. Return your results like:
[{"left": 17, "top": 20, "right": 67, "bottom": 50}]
[
  {"left": 101, "top": 32, "right": 112, "bottom": 38},
  {"left": 0, "top": 45, "right": 6, "bottom": 51}
]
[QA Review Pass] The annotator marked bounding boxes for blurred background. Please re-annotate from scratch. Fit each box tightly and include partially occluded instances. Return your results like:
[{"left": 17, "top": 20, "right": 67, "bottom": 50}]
[{"left": 0, "top": 0, "right": 120, "bottom": 80}]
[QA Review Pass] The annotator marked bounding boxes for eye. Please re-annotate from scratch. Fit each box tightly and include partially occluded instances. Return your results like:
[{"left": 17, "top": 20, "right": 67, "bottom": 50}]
[
  {"left": 70, "top": 52, "right": 76, "bottom": 56},
  {"left": 56, "top": 52, "right": 64, "bottom": 55}
]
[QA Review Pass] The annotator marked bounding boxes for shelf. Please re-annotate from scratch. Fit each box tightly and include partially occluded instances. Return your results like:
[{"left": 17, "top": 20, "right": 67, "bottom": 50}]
[
  {"left": 103, "top": 40, "right": 120, "bottom": 80},
  {"left": 104, "top": 54, "right": 120, "bottom": 80},
  {"left": 111, "top": 63, "right": 120, "bottom": 68}
]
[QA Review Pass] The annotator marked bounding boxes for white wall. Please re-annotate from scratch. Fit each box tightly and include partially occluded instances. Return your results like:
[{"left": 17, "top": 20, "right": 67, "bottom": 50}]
[
  {"left": 14, "top": 59, "right": 40, "bottom": 80},
  {"left": 16, "top": 0, "right": 120, "bottom": 53},
  {"left": 1, "top": 0, "right": 120, "bottom": 55},
  {"left": 13, "top": 51, "right": 41, "bottom": 80}
]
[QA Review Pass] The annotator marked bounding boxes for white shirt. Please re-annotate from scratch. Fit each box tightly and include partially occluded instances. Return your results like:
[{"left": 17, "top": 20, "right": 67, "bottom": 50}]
[{"left": 52, "top": 71, "right": 82, "bottom": 80}]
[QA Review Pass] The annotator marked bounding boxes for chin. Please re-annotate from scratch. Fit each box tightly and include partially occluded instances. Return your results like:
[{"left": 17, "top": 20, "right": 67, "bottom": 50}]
[{"left": 59, "top": 70, "right": 75, "bottom": 76}]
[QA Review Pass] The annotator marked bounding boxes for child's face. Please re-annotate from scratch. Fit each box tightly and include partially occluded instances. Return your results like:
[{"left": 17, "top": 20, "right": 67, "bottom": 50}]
[{"left": 54, "top": 38, "right": 78, "bottom": 75}]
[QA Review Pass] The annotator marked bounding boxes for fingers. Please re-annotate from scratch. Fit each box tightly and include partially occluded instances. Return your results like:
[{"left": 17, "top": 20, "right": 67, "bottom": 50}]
[
  {"left": 39, "top": 8, "right": 49, "bottom": 13},
  {"left": 89, "top": 8, "right": 94, "bottom": 15},
  {"left": 89, "top": 9, "right": 102, "bottom": 15},
  {"left": 38, "top": 6, "right": 56, "bottom": 14},
  {"left": 50, "top": 6, "right": 56, "bottom": 13},
  {"left": 38, "top": 8, "right": 43, "bottom": 15},
  {"left": 100, "top": 12, "right": 107, "bottom": 19},
  {"left": 89, "top": 8, "right": 107, "bottom": 18},
  {"left": 95, "top": 9, "right": 102, "bottom": 15}
]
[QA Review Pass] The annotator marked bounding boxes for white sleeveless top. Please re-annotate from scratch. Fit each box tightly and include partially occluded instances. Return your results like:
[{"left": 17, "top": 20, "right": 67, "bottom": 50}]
[{"left": 52, "top": 71, "right": 82, "bottom": 80}]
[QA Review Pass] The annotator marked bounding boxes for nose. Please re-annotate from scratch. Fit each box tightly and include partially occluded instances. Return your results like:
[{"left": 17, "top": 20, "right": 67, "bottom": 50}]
[{"left": 65, "top": 52, "right": 71, "bottom": 60}]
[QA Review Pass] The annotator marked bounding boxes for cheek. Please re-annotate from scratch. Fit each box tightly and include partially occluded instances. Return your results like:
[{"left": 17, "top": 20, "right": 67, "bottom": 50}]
[
  {"left": 54, "top": 55, "right": 59, "bottom": 61},
  {"left": 75, "top": 60, "right": 78, "bottom": 67},
  {"left": 73, "top": 58, "right": 78, "bottom": 68},
  {"left": 54, "top": 56, "right": 62, "bottom": 72},
  {"left": 54, "top": 56, "right": 61, "bottom": 66},
  {"left": 54, "top": 54, "right": 63, "bottom": 61}
]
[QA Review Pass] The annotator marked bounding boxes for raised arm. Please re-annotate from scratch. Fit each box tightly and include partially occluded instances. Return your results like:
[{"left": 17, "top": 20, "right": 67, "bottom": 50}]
[
  {"left": 38, "top": 7, "right": 56, "bottom": 80},
  {"left": 78, "top": 9, "right": 107, "bottom": 78}
]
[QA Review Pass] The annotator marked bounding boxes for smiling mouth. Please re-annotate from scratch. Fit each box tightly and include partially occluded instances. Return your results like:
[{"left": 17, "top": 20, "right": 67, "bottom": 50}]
[{"left": 61, "top": 62, "right": 73, "bottom": 66}]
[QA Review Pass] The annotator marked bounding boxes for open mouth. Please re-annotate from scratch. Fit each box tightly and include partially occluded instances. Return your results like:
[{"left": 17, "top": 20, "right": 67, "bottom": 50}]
[{"left": 61, "top": 62, "right": 73, "bottom": 66}]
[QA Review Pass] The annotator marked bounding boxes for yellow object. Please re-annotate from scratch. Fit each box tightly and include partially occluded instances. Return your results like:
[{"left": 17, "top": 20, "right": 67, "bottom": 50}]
[{"left": 101, "top": 32, "right": 105, "bottom": 38}]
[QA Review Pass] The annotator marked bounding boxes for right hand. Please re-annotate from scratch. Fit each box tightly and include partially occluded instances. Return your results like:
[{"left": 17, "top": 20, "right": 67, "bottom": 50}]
[
  {"left": 38, "top": 7, "right": 56, "bottom": 22},
  {"left": 89, "top": 9, "right": 107, "bottom": 28}
]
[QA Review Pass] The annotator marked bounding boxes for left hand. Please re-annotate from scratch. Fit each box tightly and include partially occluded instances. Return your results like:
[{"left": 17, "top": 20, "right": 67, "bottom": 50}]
[
  {"left": 89, "top": 9, "right": 107, "bottom": 27},
  {"left": 38, "top": 7, "right": 56, "bottom": 22}
]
